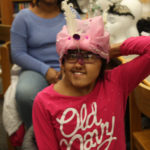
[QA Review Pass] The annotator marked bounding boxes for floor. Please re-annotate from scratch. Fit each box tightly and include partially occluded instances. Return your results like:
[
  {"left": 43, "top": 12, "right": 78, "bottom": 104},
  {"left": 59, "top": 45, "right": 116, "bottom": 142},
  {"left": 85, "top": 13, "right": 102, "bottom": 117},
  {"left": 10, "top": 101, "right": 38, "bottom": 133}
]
[{"left": 0, "top": 99, "right": 8, "bottom": 150}]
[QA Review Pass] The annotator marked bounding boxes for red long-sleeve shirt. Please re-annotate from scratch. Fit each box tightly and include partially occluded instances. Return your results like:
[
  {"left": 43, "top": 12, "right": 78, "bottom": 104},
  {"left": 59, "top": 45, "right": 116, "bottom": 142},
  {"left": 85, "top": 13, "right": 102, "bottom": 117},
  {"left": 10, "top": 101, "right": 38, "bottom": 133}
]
[{"left": 33, "top": 36, "right": 150, "bottom": 150}]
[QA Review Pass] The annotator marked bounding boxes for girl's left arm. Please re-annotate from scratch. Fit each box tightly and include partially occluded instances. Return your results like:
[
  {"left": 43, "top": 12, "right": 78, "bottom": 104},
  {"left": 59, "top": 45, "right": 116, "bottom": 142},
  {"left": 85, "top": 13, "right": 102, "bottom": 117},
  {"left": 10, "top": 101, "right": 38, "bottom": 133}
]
[{"left": 110, "top": 36, "right": 150, "bottom": 94}]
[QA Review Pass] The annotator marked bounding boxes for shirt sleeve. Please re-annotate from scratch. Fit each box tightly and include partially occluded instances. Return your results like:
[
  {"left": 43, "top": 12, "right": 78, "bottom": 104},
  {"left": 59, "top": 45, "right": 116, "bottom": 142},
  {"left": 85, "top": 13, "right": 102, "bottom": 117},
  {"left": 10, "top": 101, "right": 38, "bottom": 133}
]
[
  {"left": 111, "top": 36, "right": 150, "bottom": 95},
  {"left": 11, "top": 10, "right": 50, "bottom": 75},
  {"left": 32, "top": 94, "right": 59, "bottom": 150}
]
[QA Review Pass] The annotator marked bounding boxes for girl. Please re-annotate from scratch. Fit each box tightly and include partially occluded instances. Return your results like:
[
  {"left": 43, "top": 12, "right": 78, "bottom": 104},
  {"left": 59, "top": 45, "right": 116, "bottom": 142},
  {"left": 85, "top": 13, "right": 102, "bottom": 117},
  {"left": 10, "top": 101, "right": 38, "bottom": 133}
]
[{"left": 32, "top": 2, "right": 150, "bottom": 149}]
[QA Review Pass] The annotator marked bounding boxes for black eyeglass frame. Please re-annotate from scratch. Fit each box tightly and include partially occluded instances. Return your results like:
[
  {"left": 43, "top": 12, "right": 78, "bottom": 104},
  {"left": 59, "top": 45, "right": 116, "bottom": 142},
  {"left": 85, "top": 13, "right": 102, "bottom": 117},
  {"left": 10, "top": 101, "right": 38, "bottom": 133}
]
[{"left": 63, "top": 49, "right": 101, "bottom": 64}]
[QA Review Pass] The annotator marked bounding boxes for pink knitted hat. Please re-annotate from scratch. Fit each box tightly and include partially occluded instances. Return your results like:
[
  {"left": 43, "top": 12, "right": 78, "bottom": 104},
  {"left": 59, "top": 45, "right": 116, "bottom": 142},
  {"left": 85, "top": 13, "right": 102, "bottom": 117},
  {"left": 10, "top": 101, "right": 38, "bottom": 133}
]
[{"left": 56, "top": 1, "right": 110, "bottom": 62}]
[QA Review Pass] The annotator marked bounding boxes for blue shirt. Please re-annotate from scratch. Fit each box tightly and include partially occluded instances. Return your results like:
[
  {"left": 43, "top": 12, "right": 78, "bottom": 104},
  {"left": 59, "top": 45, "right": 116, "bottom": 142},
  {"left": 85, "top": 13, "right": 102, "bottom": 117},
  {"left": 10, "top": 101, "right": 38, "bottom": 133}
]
[{"left": 11, "top": 8, "right": 75, "bottom": 75}]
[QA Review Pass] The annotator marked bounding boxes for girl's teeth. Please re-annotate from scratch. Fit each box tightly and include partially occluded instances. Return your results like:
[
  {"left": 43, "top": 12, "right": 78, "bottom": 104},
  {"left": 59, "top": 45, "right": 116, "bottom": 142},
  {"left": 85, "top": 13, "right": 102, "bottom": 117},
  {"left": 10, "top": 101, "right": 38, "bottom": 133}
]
[{"left": 74, "top": 72, "right": 82, "bottom": 74}]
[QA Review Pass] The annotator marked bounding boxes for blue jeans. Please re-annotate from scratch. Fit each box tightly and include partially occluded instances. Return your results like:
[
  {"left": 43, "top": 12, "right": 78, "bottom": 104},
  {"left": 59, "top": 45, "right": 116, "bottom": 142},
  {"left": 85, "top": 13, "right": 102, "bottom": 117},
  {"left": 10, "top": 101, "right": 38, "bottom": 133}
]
[{"left": 16, "top": 70, "right": 49, "bottom": 128}]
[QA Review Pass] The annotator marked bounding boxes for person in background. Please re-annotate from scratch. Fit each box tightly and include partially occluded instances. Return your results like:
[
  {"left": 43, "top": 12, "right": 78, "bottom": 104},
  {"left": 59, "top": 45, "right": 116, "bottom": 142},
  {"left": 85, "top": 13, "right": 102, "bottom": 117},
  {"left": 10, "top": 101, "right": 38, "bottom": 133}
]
[
  {"left": 11, "top": 0, "right": 80, "bottom": 129},
  {"left": 32, "top": 2, "right": 150, "bottom": 150}
]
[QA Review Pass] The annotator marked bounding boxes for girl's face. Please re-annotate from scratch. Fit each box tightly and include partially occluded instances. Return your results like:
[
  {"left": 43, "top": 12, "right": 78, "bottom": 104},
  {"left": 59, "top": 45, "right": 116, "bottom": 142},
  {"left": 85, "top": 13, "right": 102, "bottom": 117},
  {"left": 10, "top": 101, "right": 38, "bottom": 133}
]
[{"left": 61, "top": 50, "right": 102, "bottom": 89}]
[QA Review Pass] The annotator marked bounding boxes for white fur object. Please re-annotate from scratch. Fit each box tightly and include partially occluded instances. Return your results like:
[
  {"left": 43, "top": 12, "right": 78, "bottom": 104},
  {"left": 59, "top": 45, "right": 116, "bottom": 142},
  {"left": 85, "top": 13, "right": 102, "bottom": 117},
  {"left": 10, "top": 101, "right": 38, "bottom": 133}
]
[
  {"left": 2, "top": 64, "right": 22, "bottom": 136},
  {"left": 120, "top": 0, "right": 143, "bottom": 21},
  {"left": 105, "top": 0, "right": 143, "bottom": 44}
]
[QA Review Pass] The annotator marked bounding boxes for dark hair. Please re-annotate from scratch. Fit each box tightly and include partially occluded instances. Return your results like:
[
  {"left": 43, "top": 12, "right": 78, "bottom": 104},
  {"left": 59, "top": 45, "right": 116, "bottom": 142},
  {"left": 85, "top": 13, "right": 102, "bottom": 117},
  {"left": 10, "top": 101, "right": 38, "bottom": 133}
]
[
  {"left": 33, "top": 0, "right": 83, "bottom": 13},
  {"left": 57, "top": 0, "right": 65, "bottom": 11},
  {"left": 99, "top": 58, "right": 107, "bottom": 79},
  {"left": 33, "top": 0, "right": 63, "bottom": 9},
  {"left": 137, "top": 17, "right": 150, "bottom": 35}
]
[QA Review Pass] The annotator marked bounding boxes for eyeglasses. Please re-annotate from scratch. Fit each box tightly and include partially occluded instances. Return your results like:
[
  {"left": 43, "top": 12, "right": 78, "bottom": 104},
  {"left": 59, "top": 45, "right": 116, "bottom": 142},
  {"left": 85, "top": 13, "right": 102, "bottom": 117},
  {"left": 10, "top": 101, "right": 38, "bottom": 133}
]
[{"left": 64, "top": 50, "right": 100, "bottom": 64}]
